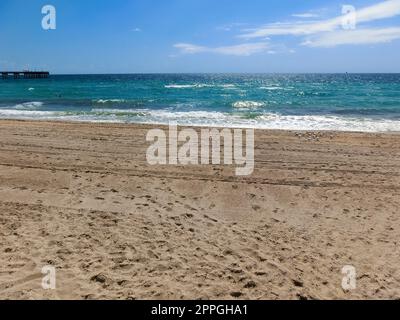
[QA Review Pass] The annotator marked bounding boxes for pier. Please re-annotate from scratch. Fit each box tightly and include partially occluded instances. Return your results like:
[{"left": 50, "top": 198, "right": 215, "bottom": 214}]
[{"left": 1, "top": 71, "right": 50, "bottom": 79}]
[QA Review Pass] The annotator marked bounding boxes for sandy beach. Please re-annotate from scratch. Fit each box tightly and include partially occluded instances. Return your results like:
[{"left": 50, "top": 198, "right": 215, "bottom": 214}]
[{"left": 0, "top": 119, "right": 399, "bottom": 300}]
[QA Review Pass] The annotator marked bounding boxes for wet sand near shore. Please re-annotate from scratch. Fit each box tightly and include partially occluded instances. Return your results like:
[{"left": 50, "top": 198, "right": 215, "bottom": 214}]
[{"left": 0, "top": 119, "right": 399, "bottom": 300}]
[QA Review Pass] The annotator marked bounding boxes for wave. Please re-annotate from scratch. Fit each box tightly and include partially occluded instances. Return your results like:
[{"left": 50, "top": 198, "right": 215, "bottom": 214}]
[
  {"left": 233, "top": 101, "right": 265, "bottom": 109},
  {"left": 259, "top": 86, "right": 295, "bottom": 91},
  {"left": 0, "top": 108, "right": 399, "bottom": 132},
  {"left": 254, "top": 114, "right": 400, "bottom": 132},
  {"left": 165, "top": 84, "right": 209, "bottom": 89},
  {"left": 220, "top": 84, "right": 236, "bottom": 89},
  {"left": 93, "top": 99, "right": 127, "bottom": 104},
  {"left": 259, "top": 86, "right": 283, "bottom": 91},
  {"left": 165, "top": 84, "right": 236, "bottom": 89},
  {"left": 0, "top": 109, "right": 56, "bottom": 116},
  {"left": 91, "top": 108, "right": 228, "bottom": 121},
  {"left": 13, "top": 101, "right": 44, "bottom": 110}
]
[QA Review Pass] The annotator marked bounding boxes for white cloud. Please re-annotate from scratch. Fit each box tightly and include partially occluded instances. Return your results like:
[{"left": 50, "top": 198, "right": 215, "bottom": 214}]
[
  {"left": 302, "top": 27, "right": 400, "bottom": 47},
  {"left": 174, "top": 43, "right": 205, "bottom": 54},
  {"left": 216, "top": 23, "right": 246, "bottom": 32},
  {"left": 172, "top": 1, "right": 400, "bottom": 55},
  {"left": 356, "top": 0, "right": 400, "bottom": 23},
  {"left": 292, "top": 13, "right": 320, "bottom": 18},
  {"left": 174, "top": 42, "right": 269, "bottom": 56},
  {"left": 240, "top": 0, "right": 400, "bottom": 38},
  {"left": 132, "top": 28, "right": 142, "bottom": 32}
]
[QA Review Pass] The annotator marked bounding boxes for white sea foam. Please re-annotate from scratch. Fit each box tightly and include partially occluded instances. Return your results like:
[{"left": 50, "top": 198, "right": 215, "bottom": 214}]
[
  {"left": 0, "top": 109, "right": 55, "bottom": 116},
  {"left": 0, "top": 108, "right": 399, "bottom": 132},
  {"left": 165, "top": 84, "right": 236, "bottom": 89},
  {"left": 165, "top": 84, "right": 208, "bottom": 89},
  {"left": 220, "top": 84, "right": 236, "bottom": 89},
  {"left": 254, "top": 113, "right": 400, "bottom": 132},
  {"left": 91, "top": 108, "right": 228, "bottom": 121},
  {"left": 260, "top": 86, "right": 283, "bottom": 90},
  {"left": 259, "top": 86, "right": 294, "bottom": 91},
  {"left": 94, "top": 99, "right": 126, "bottom": 104},
  {"left": 233, "top": 101, "right": 265, "bottom": 109},
  {"left": 13, "top": 101, "right": 44, "bottom": 110}
]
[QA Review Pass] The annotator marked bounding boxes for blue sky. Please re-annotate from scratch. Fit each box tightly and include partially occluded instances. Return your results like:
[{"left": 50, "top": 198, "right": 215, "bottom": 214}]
[{"left": 1, "top": 0, "right": 400, "bottom": 73}]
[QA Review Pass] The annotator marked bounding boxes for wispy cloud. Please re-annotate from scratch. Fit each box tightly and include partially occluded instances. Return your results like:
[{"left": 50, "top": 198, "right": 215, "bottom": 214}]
[
  {"left": 216, "top": 23, "right": 247, "bottom": 32},
  {"left": 240, "top": 0, "right": 400, "bottom": 38},
  {"left": 131, "top": 27, "right": 142, "bottom": 32},
  {"left": 172, "top": 1, "right": 400, "bottom": 55},
  {"left": 302, "top": 27, "right": 400, "bottom": 47},
  {"left": 174, "top": 42, "right": 270, "bottom": 56},
  {"left": 292, "top": 13, "right": 320, "bottom": 19}
]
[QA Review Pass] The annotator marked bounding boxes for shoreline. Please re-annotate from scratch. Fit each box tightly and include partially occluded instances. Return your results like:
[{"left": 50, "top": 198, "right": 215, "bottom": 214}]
[
  {"left": 1, "top": 118, "right": 400, "bottom": 135},
  {"left": 0, "top": 119, "right": 399, "bottom": 299}
]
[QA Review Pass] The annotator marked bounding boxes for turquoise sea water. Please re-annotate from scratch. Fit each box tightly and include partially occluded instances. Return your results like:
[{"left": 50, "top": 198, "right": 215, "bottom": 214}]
[{"left": 0, "top": 74, "right": 399, "bottom": 132}]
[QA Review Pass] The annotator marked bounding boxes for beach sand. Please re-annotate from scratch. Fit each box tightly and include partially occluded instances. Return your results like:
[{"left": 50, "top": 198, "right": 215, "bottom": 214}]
[{"left": 0, "top": 119, "right": 399, "bottom": 300}]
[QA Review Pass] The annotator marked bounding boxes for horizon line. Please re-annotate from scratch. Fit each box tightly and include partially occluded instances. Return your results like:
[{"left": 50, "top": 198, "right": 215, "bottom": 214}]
[{"left": 44, "top": 72, "right": 400, "bottom": 76}]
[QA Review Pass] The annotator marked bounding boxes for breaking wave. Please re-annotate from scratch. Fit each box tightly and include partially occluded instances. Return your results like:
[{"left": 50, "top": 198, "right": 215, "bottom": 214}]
[
  {"left": 13, "top": 101, "right": 44, "bottom": 110},
  {"left": 0, "top": 108, "right": 399, "bottom": 132},
  {"left": 233, "top": 101, "right": 265, "bottom": 109}
]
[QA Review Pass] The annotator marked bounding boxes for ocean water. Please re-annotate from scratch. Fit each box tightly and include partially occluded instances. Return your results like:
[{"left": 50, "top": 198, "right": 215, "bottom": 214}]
[{"left": 0, "top": 74, "right": 400, "bottom": 132}]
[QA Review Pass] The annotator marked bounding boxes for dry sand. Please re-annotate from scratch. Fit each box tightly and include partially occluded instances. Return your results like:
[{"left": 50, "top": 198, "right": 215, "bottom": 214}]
[{"left": 0, "top": 119, "right": 399, "bottom": 300}]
